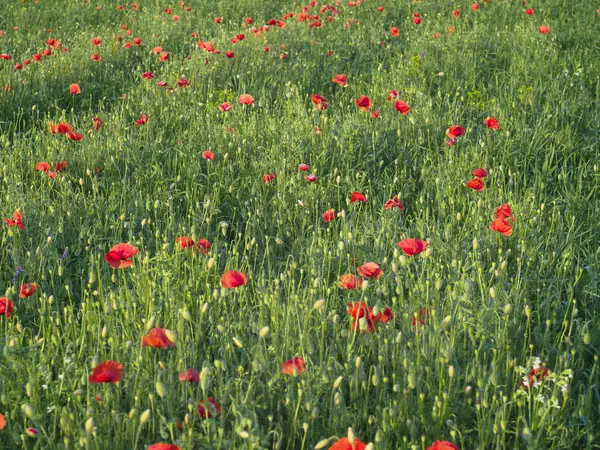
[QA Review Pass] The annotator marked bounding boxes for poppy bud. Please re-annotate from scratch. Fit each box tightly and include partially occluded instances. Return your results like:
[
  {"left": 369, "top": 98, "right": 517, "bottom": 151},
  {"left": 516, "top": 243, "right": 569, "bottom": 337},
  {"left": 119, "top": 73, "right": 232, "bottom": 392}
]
[
  {"left": 181, "top": 308, "right": 192, "bottom": 321},
  {"left": 334, "top": 392, "right": 342, "bottom": 406},
  {"left": 26, "top": 382, "right": 32, "bottom": 397},
  {"left": 85, "top": 417, "right": 94, "bottom": 434},
  {"left": 315, "top": 438, "right": 330, "bottom": 449},
  {"left": 489, "top": 287, "right": 496, "bottom": 299},
  {"left": 313, "top": 299, "right": 325, "bottom": 310},
  {"left": 355, "top": 356, "right": 361, "bottom": 368},
  {"left": 259, "top": 326, "right": 270, "bottom": 337},
  {"left": 408, "top": 374, "right": 416, "bottom": 389},
  {"left": 139, "top": 409, "right": 151, "bottom": 424},
  {"left": 233, "top": 337, "right": 243, "bottom": 348},
  {"left": 503, "top": 304, "right": 512, "bottom": 315},
  {"left": 333, "top": 376, "right": 343, "bottom": 389},
  {"left": 156, "top": 381, "right": 166, "bottom": 398},
  {"left": 448, "top": 365, "right": 455, "bottom": 377},
  {"left": 22, "top": 403, "right": 34, "bottom": 418},
  {"left": 347, "top": 428, "right": 355, "bottom": 445}
]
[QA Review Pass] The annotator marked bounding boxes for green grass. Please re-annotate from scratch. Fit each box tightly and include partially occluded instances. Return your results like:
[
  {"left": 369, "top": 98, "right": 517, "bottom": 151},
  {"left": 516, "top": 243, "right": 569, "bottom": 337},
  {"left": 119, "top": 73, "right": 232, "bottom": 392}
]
[{"left": 0, "top": 0, "right": 599, "bottom": 448}]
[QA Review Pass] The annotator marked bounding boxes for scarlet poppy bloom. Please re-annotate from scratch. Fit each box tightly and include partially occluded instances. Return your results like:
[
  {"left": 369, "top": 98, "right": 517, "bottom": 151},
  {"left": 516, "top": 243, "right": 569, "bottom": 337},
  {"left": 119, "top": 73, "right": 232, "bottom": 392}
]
[
  {"left": 355, "top": 95, "right": 373, "bottom": 112},
  {"left": 55, "top": 160, "right": 67, "bottom": 172},
  {"left": 329, "top": 437, "right": 367, "bottom": 450},
  {"left": 4, "top": 210, "right": 24, "bottom": 230},
  {"left": 538, "top": 26, "right": 550, "bottom": 34},
  {"left": 495, "top": 203, "right": 514, "bottom": 220},
  {"left": 69, "top": 83, "right": 81, "bottom": 95},
  {"left": 338, "top": 274, "right": 363, "bottom": 289},
  {"left": 447, "top": 125, "right": 465, "bottom": 139},
  {"left": 472, "top": 3, "right": 479, "bottom": 10},
  {"left": 105, "top": 243, "right": 139, "bottom": 268},
  {"left": 426, "top": 441, "right": 459, "bottom": 450},
  {"left": 305, "top": 174, "right": 318, "bottom": 182},
  {"left": 0, "top": 54, "right": 11, "bottom": 60},
  {"left": 148, "top": 445, "right": 180, "bottom": 450},
  {"left": 357, "top": 262, "right": 383, "bottom": 279},
  {"left": 521, "top": 367, "right": 550, "bottom": 389},
  {"left": 263, "top": 173, "right": 275, "bottom": 183},
  {"left": 376, "top": 307, "right": 394, "bottom": 323},
  {"left": 176, "top": 236, "right": 195, "bottom": 249},
  {"left": 298, "top": 163, "right": 309, "bottom": 171},
  {"left": 221, "top": 270, "right": 247, "bottom": 288},
  {"left": 472, "top": 168, "right": 488, "bottom": 178},
  {"left": 414, "top": 17, "right": 422, "bottom": 24},
  {"left": 390, "top": 27, "right": 400, "bottom": 37},
  {"left": 347, "top": 301, "right": 372, "bottom": 319},
  {"left": 177, "top": 79, "right": 190, "bottom": 88},
  {"left": 198, "top": 41, "right": 216, "bottom": 53},
  {"left": 490, "top": 218, "right": 513, "bottom": 236},
  {"left": 179, "top": 367, "right": 200, "bottom": 383},
  {"left": 397, "top": 238, "right": 428, "bottom": 256},
  {"left": 453, "top": 9, "right": 460, "bottom": 17},
  {"left": 36, "top": 161, "right": 51, "bottom": 173},
  {"left": 91, "top": 37, "right": 101, "bottom": 46},
  {"left": 159, "top": 51, "right": 169, "bottom": 61},
  {"left": 239, "top": 94, "right": 254, "bottom": 105},
  {"left": 196, "top": 239, "right": 211, "bottom": 254},
  {"left": 384, "top": 195, "right": 404, "bottom": 210},
  {"left": 466, "top": 177, "right": 485, "bottom": 191},
  {"left": 394, "top": 100, "right": 411, "bottom": 115},
  {"left": 141, "top": 71, "right": 155, "bottom": 79},
  {"left": 371, "top": 110, "right": 380, "bottom": 119},
  {"left": 142, "top": 328, "right": 176, "bottom": 349},
  {"left": 19, "top": 283, "right": 36, "bottom": 299},
  {"left": 223, "top": 50, "right": 234, "bottom": 58},
  {"left": 0, "top": 297, "right": 14, "bottom": 318},
  {"left": 15, "top": 63, "right": 23, "bottom": 70},
  {"left": 89, "top": 360, "right": 123, "bottom": 383},
  {"left": 92, "top": 116, "right": 103, "bottom": 130},
  {"left": 152, "top": 46, "right": 162, "bottom": 54},
  {"left": 215, "top": 17, "right": 222, "bottom": 23},
  {"left": 351, "top": 192, "right": 367, "bottom": 203},
  {"left": 311, "top": 94, "right": 326, "bottom": 105},
  {"left": 281, "top": 357, "right": 306, "bottom": 375},
  {"left": 202, "top": 150, "right": 215, "bottom": 160},
  {"left": 387, "top": 90, "right": 399, "bottom": 101},
  {"left": 217, "top": 102, "right": 232, "bottom": 112},
  {"left": 91, "top": 54, "right": 101, "bottom": 62},
  {"left": 484, "top": 117, "right": 499, "bottom": 130},
  {"left": 66, "top": 131, "right": 83, "bottom": 141},
  {"left": 0, "top": 412, "right": 6, "bottom": 430},
  {"left": 135, "top": 114, "right": 149, "bottom": 125},
  {"left": 322, "top": 208, "right": 336, "bottom": 222},
  {"left": 332, "top": 74, "right": 347, "bottom": 87},
  {"left": 377, "top": 6, "right": 384, "bottom": 12},
  {"left": 411, "top": 307, "right": 431, "bottom": 327},
  {"left": 197, "top": 397, "right": 221, "bottom": 418},
  {"left": 525, "top": 8, "right": 534, "bottom": 15}
]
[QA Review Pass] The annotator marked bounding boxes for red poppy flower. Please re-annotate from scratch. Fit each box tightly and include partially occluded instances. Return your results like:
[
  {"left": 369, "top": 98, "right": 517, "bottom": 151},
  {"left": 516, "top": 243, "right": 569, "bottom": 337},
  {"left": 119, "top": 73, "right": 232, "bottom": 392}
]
[
  {"left": 91, "top": 53, "right": 102, "bottom": 61},
  {"left": 490, "top": 218, "right": 513, "bottom": 236},
  {"left": 377, "top": 6, "right": 384, "bottom": 12},
  {"left": 216, "top": 102, "right": 232, "bottom": 113},
  {"left": 91, "top": 37, "right": 101, "bottom": 46},
  {"left": 394, "top": 100, "right": 411, "bottom": 115},
  {"left": 4, "top": 210, "right": 24, "bottom": 230},
  {"left": 142, "top": 328, "right": 176, "bottom": 349},
  {"left": 197, "top": 397, "right": 221, "bottom": 418},
  {"left": 446, "top": 125, "right": 465, "bottom": 139},
  {"left": 376, "top": 307, "right": 394, "bottom": 323},
  {"left": 472, "top": 3, "right": 479, "bottom": 10},
  {"left": 525, "top": 8, "right": 534, "bottom": 15},
  {"left": 355, "top": 95, "right": 373, "bottom": 112},
  {"left": 225, "top": 50, "right": 234, "bottom": 58},
  {"left": 133, "top": 37, "right": 142, "bottom": 46},
  {"left": 484, "top": 117, "right": 499, "bottom": 130},
  {"left": 176, "top": 79, "right": 190, "bottom": 88},
  {"left": 0, "top": 412, "right": 6, "bottom": 430},
  {"left": 36, "top": 161, "right": 51, "bottom": 173},
  {"left": 0, "top": 53, "right": 12, "bottom": 60},
  {"left": 89, "top": 360, "right": 123, "bottom": 383},
  {"left": 178, "top": 368, "right": 200, "bottom": 383},
  {"left": 329, "top": 437, "right": 367, "bottom": 450},
  {"left": 281, "top": 357, "right": 306, "bottom": 375},
  {"left": 92, "top": 116, "right": 103, "bottom": 130},
  {"left": 311, "top": 94, "right": 327, "bottom": 110},
  {"left": 538, "top": 26, "right": 550, "bottom": 34},
  {"left": 0, "top": 297, "right": 14, "bottom": 318},
  {"left": 397, "top": 238, "right": 428, "bottom": 256},
  {"left": 202, "top": 150, "right": 215, "bottom": 160},
  {"left": 135, "top": 114, "right": 149, "bottom": 125},
  {"left": 466, "top": 177, "right": 485, "bottom": 191},
  {"left": 370, "top": 110, "right": 380, "bottom": 119},
  {"left": 159, "top": 51, "right": 169, "bottom": 61},
  {"left": 472, "top": 168, "right": 488, "bottom": 178},
  {"left": 322, "top": 208, "right": 336, "bottom": 222},
  {"left": 196, "top": 239, "right": 211, "bottom": 254},
  {"left": 521, "top": 367, "right": 550, "bottom": 389},
  {"left": 176, "top": 236, "right": 195, "bottom": 249},
  {"left": 105, "top": 243, "right": 139, "bottom": 268},
  {"left": 332, "top": 74, "right": 347, "bottom": 86},
  {"left": 453, "top": 9, "right": 460, "bottom": 17},
  {"left": 142, "top": 71, "right": 155, "bottom": 80},
  {"left": 14, "top": 63, "right": 23, "bottom": 70},
  {"left": 305, "top": 174, "right": 318, "bottom": 182},
  {"left": 347, "top": 301, "right": 372, "bottom": 319},
  {"left": 384, "top": 195, "right": 404, "bottom": 210},
  {"left": 495, "top": 203, "right": 514, "bottom": 220},
  {"left": 411, "top": 307, "right": 431, "bottom": 327},
  {"left": 66, "top": 131, "right": 84, "bottom": 141},
  {"left": 69, "top": 83, "right": 81, "bottom": 95},
  {"left": 427, "top": 441, "right": 459, "bottom": 450},
  {"left": 198, "top": 41, "right": 216, "bottom": 53},
  {"left": 298, "top": 163, "right": 309, "bottom": 171},
  {"left": 263, "top": 172, "right": 275, "bottom": 183},
  {"left": 350, "top": 192, "right": 367, "bottom": 203},
  {"left": 338, "top": 274, "right": 363, "bottom": 290},
  {"left": 152, "top": 46, "right": 162, "bottom": 54},
  {"left": 387, "top": 90, "right": 399, "bottom": 100},
  {"left": 221, "top": 270, "right": 247, "bottom": 288},
  {"left": 149, "top": 444, "right": 180, "bottom": 450},
  {"left": 239, "top": 94, "right": 254, "bottom": 105},
  {"left": 390, "top": 27, "right": 400, "bottom": 37},
  {"left": 19, "top": 283, "right": 36, "bottom": 299},
  {"left": 357, "top": 262, "right": 383, "bottom": 279},
  {"left": 215, "top": 17, "right": 222, "bottom": 23}
]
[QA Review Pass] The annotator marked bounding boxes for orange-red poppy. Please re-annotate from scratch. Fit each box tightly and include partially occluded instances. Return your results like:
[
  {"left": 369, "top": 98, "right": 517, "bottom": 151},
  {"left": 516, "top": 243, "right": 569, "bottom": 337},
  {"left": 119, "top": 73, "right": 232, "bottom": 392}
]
[
  {"left": 105, "top": 243, "right": 139, "bottom": 269},
  {"left": 394, "top": 100, "right": 410, "bottom": 115},
  {"left": 355, "top": 95, "right": 373, "bottom": 112},
  {"left": 92, "top": 116, "right": 103, "bottom": 130},
  {"left": 202, "top": 150, "right": 215, "bottom": 160},
  {"left": 91, "top": 37, "right": 101, "bottom": 46},
  {"left": 135, "top": 114, "right": 149, "bottom": 125},
  {"left": 66, "top": 131, "right": 84, "bottom": 141},
  {"left": 357, "top": 262, "right": 383, "bottom": 279},
  {"left": 239, "top": 94, "right": 254, "bottom": 105},
  {"left": 197, "top": 397, "right": 221, "bottom": 418},
  {"left": 88, "top": 360, "right": 123, "bottom": 383},
  {"left": 384, "top": 195, "right": 404, "bottom": 210},
  {"left": 329, "top": 437, "right": 367, "bottom": 450},
  {"left": 466, "top": 177, "right": 485, "bottom": 191},
  {"left": 4, "top": 210, "right": 24, "bottom": 231},
  {"left": 426, "top": 441, "right": 459, "bottom": 450},
  {"left": 0, "top": 297, "right": 14, "bottom": 318},
  {"left": 495, "top": 203, "right": 514, "bottom": 220},
  {"left": 176, "top": 236, "right": 195, "bottom": 249},
  {"left": 148, "top": 445, "right": 180, "bottom": 450},
  {"left": 332, "top": 74, "right": 347, "bottom": 86},
  {"left": 19, "top": 283, "right": 36, "bottom": 299},
  {"left": 472, "top": 168, "right": 488, "bottom": 178},
  {"left": 484, "top": 117, "right": 499, "bottom": 129},
  {"left": 305, "top": 174, "right": 318, "bottom": 182},
  {"left": 397, "top": 238, "right": 428, "bottom": 256},
  {"left": 390, "top": 27, "right": 400, "bottom": 37},
  {"left": 350, "top": 192, "right": 367, "bottom": 203},
  {"left": 0, "top": 412, "right": 6, "bottom": 430},
  {"left": 411, "top": 307, "right": 431, "bottom": 327},
  {"left": 538, "top": 26, "right": 550, "bottom": 34},
  {"left": 221, "top": 270, "right": 247, "bottom": 288},
  {"left": 338, "top": 274, "right": 363, "bottom": 290},
  {"left": 50, "top": 122, "right": 73, "bottom": 134},
  {"left": 142, "top": 328, "right": 176, "bottom": 349},
  {"left": 281, "top": 357, "right": 305, "bottom": 375},
  {"left": 322, "top": 208, "right": 336, "bottom": 222},
  {"left": 69, "top": 83, "right": 81, "bottom": 95},
  {"left": 263, "top": 172, "right": 275, "bottom": 183},
  {"left": 521, "top": 367, "right": 550, "bottom": 389},
  {"left": 490, "top": 218, "right": 513, "bottom": 236},
  {"left": 218, "top": 102, "right": 232, "bottom": 112},
  {"left": 446, "top": 125, "right": 465, "bottom": 139},
  {"left": 179, "top": 368, "right": 200, "bottom": 383}
]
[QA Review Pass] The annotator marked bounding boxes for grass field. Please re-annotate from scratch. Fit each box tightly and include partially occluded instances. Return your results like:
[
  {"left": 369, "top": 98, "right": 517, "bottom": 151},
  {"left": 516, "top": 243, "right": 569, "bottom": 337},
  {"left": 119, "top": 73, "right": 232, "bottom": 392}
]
[{"left": 0, "top": 0, "right": 599, "bottom": 449}]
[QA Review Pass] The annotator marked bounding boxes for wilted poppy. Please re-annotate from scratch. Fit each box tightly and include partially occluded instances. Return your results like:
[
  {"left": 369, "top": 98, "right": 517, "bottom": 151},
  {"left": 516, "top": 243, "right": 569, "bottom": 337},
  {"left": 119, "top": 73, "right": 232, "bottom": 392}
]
[
  {"left": 376, "top": 307, "right": 394, "bottom": 323},
  {"left": 484, "top": 117, "right": 499, "bottom": 130},
  {"left": 19, "top": 283, "right": 36, "bottom": 299},
  {"left": 397, "top": 238, "right": 428, "bottom": 256},
  {"left": 490, "top": 218, "right": 513, "bottom": 236},
  {"left": 329, "top": 437, "right": 367, "bottom": 450},
  {"left": 322, "top": 208, "right": 336, "bottom": 222},
  {"left": 159, "top": 51, "right": 169, "bottom": 61},
  {"left": 179, "top": 369, "right": 200, "bottom": 383},
  {"left": 88, "top": 360, "right": 123, "bottom": 383},
  {"left": 69, "top": 83, "right": 81, "bottom": 95},
  {"left": 355, "top": 95, "right": 373, "bottom": 112},
  {"left": 25, "top": 428, "right": 39, "bottom": 437},
  {"left": 538, "top": 26, "right": 550, "bottom": 34},
  {"left": 55, "top": 161, "right": 67, "bottom": 172},
  {"left": 0, "top": 297, "right": 14, "bottom": 318},
  {"left": 411, "top": 307, "right": 432, "bottom": 327},
  {"left": 148, "top": 445, "right": 180, "bottom": 450},
  {"left": 338, "top": 274, "right": 363, "bottom": 290},
  {"left": 281, "top": 357, "right": 305, "bottom": 375},
  {"left": 197, "top": 397, "right": 221, "bottom": 418},
  {"left": 221, "top": 270, "right": 247, "bottom": 288},
  {"left": 142, "top": 328, "right": 176, "bottom": 349},
  {"left": 472, "top": 168, "right": 488, "bottom": 178},
  {"left": 384, "top": 195, "right": 404, "bottom": 210},
  {"left": 105, "top": 243, "right": 139, "bottom": 268},
  {"left": 177, "top": 79, "right": 190, "bottom": 88},
  {"left": 332, "top": 74, "right": 347, "bottom": 87},
  {"left": 446, "top": 125, "right": 465, "bottom": 139},
  {"left": 239, "top": 94, "right": 254, "bottom": 105},
  {"left": 357, "top": 262, "right": 383, "bottom": 279},
  {"left": 4, "top": 210, "right": 24, "bottom": 230},
  {"left": 394, "top": 100, "right": 410, "bottom": 115},
  {"left": 466, "top": 177, "right": 485, "bottom": 191},
  {"left": 350, "top": 192, "right": 367, "bottom": 203},
  {"left": 91, "top": 54, "right": 101, "bottom": 62},
  {"left": 387, "top": 90, "right": 399, "bottom": 101}
]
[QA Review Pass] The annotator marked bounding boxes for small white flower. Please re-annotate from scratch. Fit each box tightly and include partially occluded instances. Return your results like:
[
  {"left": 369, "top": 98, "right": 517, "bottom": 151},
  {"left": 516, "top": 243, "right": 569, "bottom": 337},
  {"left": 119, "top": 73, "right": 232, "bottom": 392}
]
[{"left": 532, "top": 357, "right": 541, "bottom": 370}]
